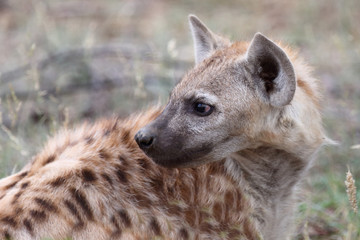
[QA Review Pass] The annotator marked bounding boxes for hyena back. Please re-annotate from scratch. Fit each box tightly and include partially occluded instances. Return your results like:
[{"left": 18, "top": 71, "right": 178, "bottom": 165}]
[{"left": 0, "top": 15, "right": 328, "bottom": 240}]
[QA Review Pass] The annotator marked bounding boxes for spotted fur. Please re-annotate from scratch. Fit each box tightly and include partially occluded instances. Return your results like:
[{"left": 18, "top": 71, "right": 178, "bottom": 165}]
[
  {"left": 0, "top": 15, "right": 329, "bottom": 240},
  {"left": 0, "top": 107, "right": 259, "bottom": 240}
]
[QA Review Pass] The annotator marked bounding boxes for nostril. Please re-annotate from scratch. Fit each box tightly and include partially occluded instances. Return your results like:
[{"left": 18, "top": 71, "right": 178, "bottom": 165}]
[
  {"left": 135, "top": 131, "right": 155, "bottom": 149},
  {"left": 141, "top": 135, "right": 154, "bottom": 147}
]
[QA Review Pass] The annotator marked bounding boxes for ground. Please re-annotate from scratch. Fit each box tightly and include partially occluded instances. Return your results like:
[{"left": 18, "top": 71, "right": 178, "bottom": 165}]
[{"left": 0, "top": 0, "right": 359, "bottom": 239}]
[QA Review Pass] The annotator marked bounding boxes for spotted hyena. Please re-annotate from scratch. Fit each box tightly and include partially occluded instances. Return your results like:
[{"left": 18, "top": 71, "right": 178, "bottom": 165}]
[{"left": 0, "top": 15, "right": 329, "bottom": 240}]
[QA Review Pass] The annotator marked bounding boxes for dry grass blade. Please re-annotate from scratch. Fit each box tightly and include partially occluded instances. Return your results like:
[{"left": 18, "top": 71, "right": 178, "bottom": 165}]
[
  {"left": 350, "top": 144, "right": 360, "bottom": 150},
  {"left": 345, "top": 169, "right": 358, "bottom": 214},
  {"left": 303, "top": 221, "right": 311, "bottom": 240},
  {"left": 63, "top": 107, "right": 69, "bottom": 130}
]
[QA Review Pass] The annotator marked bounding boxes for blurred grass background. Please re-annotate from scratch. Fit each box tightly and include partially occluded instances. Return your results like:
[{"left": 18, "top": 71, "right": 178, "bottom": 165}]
[{"left": 0, "top": 0, "right": 359, "bottom": 239}]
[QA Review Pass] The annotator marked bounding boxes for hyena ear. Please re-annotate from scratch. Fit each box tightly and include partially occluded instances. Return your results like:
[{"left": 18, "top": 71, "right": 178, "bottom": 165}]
[
  {"left": 246, "top": 33, "right": 296, "bottom": 107},
  {"left": 188, "top": 15, "right": 229, "bottom": 64}
]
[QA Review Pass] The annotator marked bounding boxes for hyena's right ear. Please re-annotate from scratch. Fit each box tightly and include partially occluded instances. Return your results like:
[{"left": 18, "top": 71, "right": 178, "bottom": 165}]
[{"left": 188, "top": 15, "right": 230, "bottom": 64}]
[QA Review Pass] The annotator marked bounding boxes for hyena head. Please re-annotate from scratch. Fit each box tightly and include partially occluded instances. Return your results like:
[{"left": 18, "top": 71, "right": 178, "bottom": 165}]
[{"left": 135, "top": 15, "right": 296, "bottom": 167}]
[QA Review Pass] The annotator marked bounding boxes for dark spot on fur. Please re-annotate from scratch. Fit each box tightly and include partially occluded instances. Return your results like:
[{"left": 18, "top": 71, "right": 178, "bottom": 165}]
[
  {"left": 166, "top": 204, "right": 182, "bottom": 216},
  {"left": 14, "top": 191, "right": 23, "bottom": 198},
  {"left": 11, "top": 191, "right": 23, "bottom": 204},
  {"left": 137, "top": 158, "right": 148, "bottom": 170},
  {"left": 110, "top": 215, "right": 119, "bottom": 229},
  {"left": 212, "top": 201, "right": 224, "bottom": 222},
  {"left": 81, "top": 169, "right": 97, "bottom": 182},
  {"left": 110, "top": 215, "right": 122, "bottom": 237},
  {"left": 184, "top": 208, "right": 196, "bottom": 226},
  {"left": 103, "top": 129, "right": 111, "bottom": 136},
  {"left": 121, "top": 129, "right": 131, "bottom": 143},
  {"left": 1, "top": 216, "right": 17, "bottom": 227},
  {"left": 48, "top": 176, "right": 67, "bottom": 187},
  {"left": 70, "top": 188, "right": 94, "bottom": 220},
  {"left": 224, "top": 190, "right": 235, "bottom": 207},
  {"left": 74, "top": 221, "right": 85, "bottom": 230},
  {"left": 99, "top": 149, "right": 110, "bottom": 159},
  {"left": 85, "top": 136, "right": 94, "bottom": 144},
  {"left": 14, "top": 208, "right": 23, "bottom": 214},
  {"left": 44, "top": 154, "right": 56, "bottom": 165},
  {"left": 64, "top": 200, "right": 83, "bottom": 224},
  {"left": 149, "top": 217, "right": 161, "bottom": 236},
  {"left": 64, "top": 200, "right": 85, "bottom": 230},
  {"left": 166, "top": 185, "right": 174, "bottom": 196},
  {"left": 112, "top": 120, "right": 119, "bottom": 131},
  {"left": 111, "top": 229, "right": 122, "bottom": 238},
  {"left": 0, "top": 194, "right": 5, "bottom": 200},
  {"left": 64, "top": 200, "right": 79, "bottom": 217},
  {"left": 118, "top": 155, "right": 128, "bottom": 165},
  {"left": 179, "top": 228, "right": 189, "bottom": 239},
  {"left": 21, "top": 181, "right": 30, "bottom": 189},
  {"left": 115, "top": 165, "right": 128, "bottom": 183},
  {"left": 19, "top": 171, "right": 28, "bottom": 178},
  {"left": 132, "top": 193, "right": 151, "bottom": 208},
  {"left": 34, "top": 197, "right": 58, "bottom": 212},
  {"left": 252, "top": 213, "right": 265, "bottom": 224},
  {"left": 29, "top": 210, "right": 47, "bottom": 222},
  {"left": 23, "top": 218, "right": 33, "bottom": 235},
  {"left": 118, "top": 209, "right": 131, "bottom": 228},
  {"left": 101, "top": 173, "right": 113, "bottom": 186},
  {"left": 4, "top": 181, "right": 18, "bottom": 190}
]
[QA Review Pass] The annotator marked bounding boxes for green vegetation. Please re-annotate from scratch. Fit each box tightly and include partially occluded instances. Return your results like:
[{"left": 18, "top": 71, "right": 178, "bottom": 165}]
[{"left": 0, "top": 0, "right": 359, "bottom": 239}]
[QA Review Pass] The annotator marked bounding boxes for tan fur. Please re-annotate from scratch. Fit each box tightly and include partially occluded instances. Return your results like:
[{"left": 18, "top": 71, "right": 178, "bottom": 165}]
[
  {"left": 0, "top": 16, "right": 328, "bottom": 240},
  {"left": 0, "top": 107, "right": 259, "bottom": 240}
]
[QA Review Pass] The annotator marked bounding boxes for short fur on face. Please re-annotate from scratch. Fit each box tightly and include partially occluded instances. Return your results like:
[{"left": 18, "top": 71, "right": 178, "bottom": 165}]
[{"left": 137, "top": 16, "right": 321, "bottom": 168}]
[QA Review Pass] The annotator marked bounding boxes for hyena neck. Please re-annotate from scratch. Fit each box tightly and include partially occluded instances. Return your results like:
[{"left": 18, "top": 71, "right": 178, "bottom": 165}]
[{"left": 224, "top": 146, "right": 314, "bottom": 239}]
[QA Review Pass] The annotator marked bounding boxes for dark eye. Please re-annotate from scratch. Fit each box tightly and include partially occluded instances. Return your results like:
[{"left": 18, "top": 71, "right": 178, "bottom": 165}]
[{"left": 193, "top": 102, "right": 214, "bottom": 116}]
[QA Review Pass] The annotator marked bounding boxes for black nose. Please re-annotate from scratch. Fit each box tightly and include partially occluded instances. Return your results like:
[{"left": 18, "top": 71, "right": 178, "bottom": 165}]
[{"left": 135, "top": 129, "right": 155, "bottom": 149}]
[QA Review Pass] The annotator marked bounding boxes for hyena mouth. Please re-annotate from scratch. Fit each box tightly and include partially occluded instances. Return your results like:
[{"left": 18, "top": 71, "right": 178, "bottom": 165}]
[{"left": 141, "top": 143, "right": 214, "bottom": 168}]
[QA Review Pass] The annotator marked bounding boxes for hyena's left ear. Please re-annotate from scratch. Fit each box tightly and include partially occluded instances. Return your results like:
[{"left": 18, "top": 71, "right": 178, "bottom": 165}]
[
  {"left": 188, "top": 15, "right": 230, "bottom": 64},
  {"left": 246, "top": 33, "right": 296, "bottom": 107}
]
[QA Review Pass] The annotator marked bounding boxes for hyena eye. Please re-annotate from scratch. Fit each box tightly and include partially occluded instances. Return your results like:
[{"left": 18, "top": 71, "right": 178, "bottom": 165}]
[{"left": 193, "top": 102, "right": 214, "bottom": 116}]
